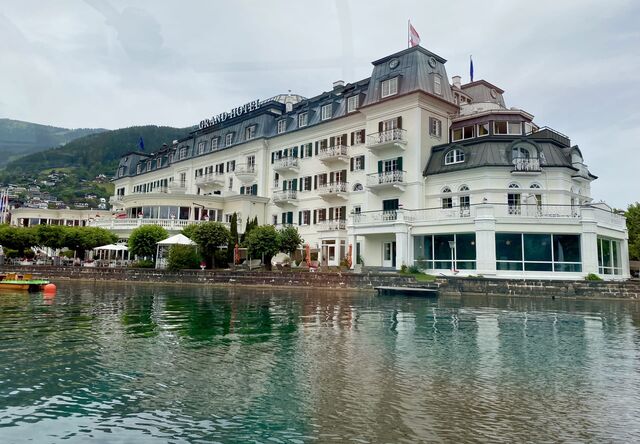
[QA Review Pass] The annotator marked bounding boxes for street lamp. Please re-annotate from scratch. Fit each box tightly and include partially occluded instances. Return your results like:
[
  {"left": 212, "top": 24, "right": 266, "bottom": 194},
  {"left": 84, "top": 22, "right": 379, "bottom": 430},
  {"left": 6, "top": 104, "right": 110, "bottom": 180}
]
[{"left": 448, "top": 240, "right": 456, "bottom": 273}]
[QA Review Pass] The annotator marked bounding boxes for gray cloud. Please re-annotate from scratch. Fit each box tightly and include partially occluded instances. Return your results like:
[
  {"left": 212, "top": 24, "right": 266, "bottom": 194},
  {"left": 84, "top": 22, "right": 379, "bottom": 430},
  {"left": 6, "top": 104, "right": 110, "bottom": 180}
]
[{"left": 0, "top": 0, "right": 638, "bottom": 207}]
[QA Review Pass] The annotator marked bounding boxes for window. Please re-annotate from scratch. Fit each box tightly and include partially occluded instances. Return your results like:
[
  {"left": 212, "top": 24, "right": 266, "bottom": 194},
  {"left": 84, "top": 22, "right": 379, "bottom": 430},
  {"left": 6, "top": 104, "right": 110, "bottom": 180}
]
[
  {"left": 508, "top": 191, "right": 521, "bottom": 215},
  {"left": 496, "top": 233, "right": 581, "bottom": 272},
  {"left": 413, "top": 233, "right": 477, "bottom": 270},
  {"left": 508, "top": 122, "right": 522, "bottom": 135},
  {"left": 524, "top": 122, "right": 533, "bottom": 135},
  {"left": 494, "top": 121, "right": 522, "bottom": 135},
  {"left": 452, "top": 125, "right": 474, "bottom": 141},
  {"left": 228, "top": 177, "right": 233, "bottom": 190},
  {"left": 444, "top": 149, "right": 465, "bottom": 165},
  {"left": 226, "top": 160, "right": 236, "bottom": 172},
  {"left": 477, "top": 123, "right": 489, "bottom": 137},
  {"left": 146, "top": 160, "right": 151, "bottom": 171},
  {"left": 245, "top": 125, "right": 256, "bottom": 140},
  {"left": 301, "top": 176, "right": 312, "bottom": 191},
  {"left": 247, "top": 155, "right": 255, "bottom": 168},
  {"left": 598, "top": 237, "right": 622, "bottom": 275},
  {"left": 277, "top": 119, "right": 286, "bottom": 134},
  {"left": 298, "top": 112, "right": 308, "bottom": 128},
  {"left": 225, "top": 133, "right": 234, "bottom": 146},
  {"left": 441, "top": 187, "right": 452, "bottom": 209},
  {"left": 179, "top": 147, "right": 187, "bottom": 159},
  {"left": 156, "top": 158, "right": 162, "bottom": 168},
  {"left": 300, "top": 210, "right": 311, "bottom": 225},
  {"left": 272, "top": 215, "right": 278, "bottom": 225},
  {"left": 321, "top": 104, "right": 333, "bottom": 120},
  {"left": 347, "top": 95, "right": 359, "bottom": 113},
  {"left": 381, "top": 77, "right": 398, "bottom": 98},
  {"left": 211, "top": 137, "right": 219, "bottom": 150},
  {"left": 353, "top": 183, "right": 363, "bottom": 191},
  {"left": 179, "top": 172, "right": 186, "bottom": 187},
  {"left": 136, "top": 164, "right": 141, "bottom": 174},
  {"left": 429, "top": 117, "right": 442, "bottom": 138},
  {"left": 352, "top": 129, "right": 365, "bottom": 145},
  {"left": 351, "top": 155, "right": 365, "bottom": 171},
  {"left": 434, "top": 75, "right": 442, "bottom": 95},
  {"left": 197, "top": 141, "right": 205, "bottom": 155}
]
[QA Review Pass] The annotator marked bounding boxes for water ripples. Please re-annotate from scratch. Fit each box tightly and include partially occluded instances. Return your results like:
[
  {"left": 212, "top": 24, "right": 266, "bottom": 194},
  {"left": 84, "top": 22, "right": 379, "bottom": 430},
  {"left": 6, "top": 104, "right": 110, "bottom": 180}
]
[{"left": 1, "top": 283, "right": 639, "bottom": 442}]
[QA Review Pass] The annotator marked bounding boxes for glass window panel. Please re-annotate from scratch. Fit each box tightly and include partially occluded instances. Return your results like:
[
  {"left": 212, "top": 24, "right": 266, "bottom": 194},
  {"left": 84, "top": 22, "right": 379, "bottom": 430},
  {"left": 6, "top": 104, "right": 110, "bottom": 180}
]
[
  {"left": 553, "top": 234, "right": 581, "bottom": 263},
  {"left": 496, "top": 233, "right": 522, "bottom": 261},
  {"left": 434, "top": 235, "right": 454, "bottom": 260},
  {"left": 478, "top": 123, "right": 489, "bottom": 136},
  {"left": 494, "top": 121, "right": 508, "bottom": 134},
  {"left": 555, "top": 263, "right": 582, "bottom": 272},
  {"left": 601, "top": 239, "right": 612, "bottom": 268},
  {"left": 159, "top": 206, "right": 169, "bottom": 219},
  {"left": 179, "top": 207, "right": 190, "bottom": 220},
  {"left": 497, "top": 261, "right": 523, "bottom": 271},
  {"left": 456, "top": 261, "right": 476, "bottom": 270},
  {"left": 525, "top": 262, "right": 553, "bottom": 271},
  {"left": 524, "top": 234, "right": 552, "bottom": 262},
  {"left": 508, "top": 122, "right": 522, "bottom": 134},
  {"left": 413, "top": 235, "right": 432, "bottom": 263},
  {"left": 456, "top": 233, "right": 476, "bottom": 260},
  {"left": 612, "top": 241, "right": 619, "bottom": 268}
]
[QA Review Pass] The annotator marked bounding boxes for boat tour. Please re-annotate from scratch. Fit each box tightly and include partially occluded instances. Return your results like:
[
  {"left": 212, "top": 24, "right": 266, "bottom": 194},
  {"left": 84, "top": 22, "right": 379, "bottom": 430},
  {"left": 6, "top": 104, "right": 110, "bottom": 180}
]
[{"left": 0, "top": 273, "right": 51, "bottom": 292}]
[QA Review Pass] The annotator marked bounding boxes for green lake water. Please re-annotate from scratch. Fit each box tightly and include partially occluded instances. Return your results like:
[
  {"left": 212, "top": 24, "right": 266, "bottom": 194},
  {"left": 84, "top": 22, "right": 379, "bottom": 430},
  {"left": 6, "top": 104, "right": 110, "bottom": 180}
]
[{"left": 0, "top": 282, "right": 639, "bottom": 443}]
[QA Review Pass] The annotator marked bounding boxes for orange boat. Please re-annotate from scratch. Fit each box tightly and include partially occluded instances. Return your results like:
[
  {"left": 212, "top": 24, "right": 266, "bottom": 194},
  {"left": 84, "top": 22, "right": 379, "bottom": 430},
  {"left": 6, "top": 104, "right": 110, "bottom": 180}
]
[{"left": 0, "top": 273, "right": 50, "bottom": 292}]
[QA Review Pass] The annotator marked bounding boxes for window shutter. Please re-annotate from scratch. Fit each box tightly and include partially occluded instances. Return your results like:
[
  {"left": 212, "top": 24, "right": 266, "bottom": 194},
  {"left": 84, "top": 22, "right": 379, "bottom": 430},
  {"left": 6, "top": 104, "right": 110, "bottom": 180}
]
[
  {"left": 293, "top": 146, "right": 298, "bottom": 157},
  {"left": 397, "top": 116, "right": 402, "bottom": 129},
  {"left": 314, "top": 175, "right": 318, "bottom": 189},
  {"left": 329, "top": 208, "right": 334, "bottom": 220},
  {"left": 397, "top": 156, "right": 403, "bottom": 171},
  {"left": 314, "top": 141, "right": 318, "bottom": 155},
  {"left": 288, "top": 212, "right": 293, "bottom": 224},
  {"left": 329, "top": 136, "right": 335, "bottom": 147},
  {"left": 281, "top": 213, "right": 285, "bottom": 224},
  {"left": 283, "top": 181, "right": 287, "bottom": 191},
  {"left": 341, "top": 206, "right": 346, "bottom": 219},
  {"left": 378, "top": 160, "right": 383, "bottom": 173},
  {"left": 240, "top": 186, "right": 245, "bottom": 194},
  {"left": 361, "top": 155, "right": 365, "bottom": 169},
  {"left": 252, "top": 184, "right": 257, "bottom": 195},
  {"left": 341, "top": 169, "right": 347, "bottom": 182},
  {"left": 292, "top": 178, "right": 298, "bottom": 191},
  {"left": 350, "top": 132, "right": 354, "bottom": 145},
  {"left": 308, "top": 143, "right": 313, "bottom": 157},
  {"left": 298, "top": 211, "right": 302, "bottom": 226},
  {"left": 300, "top": 146, "right": 304, "bottom": 159},
  {"left": 342, "top": 134, "right": 347, "bottom": 146},
  {"left": 350, "top": 157, "right": 354, "bottom": 171},
  {"left": 313, "top": 210, "right": 317, "bottom": 224},
  {"left": 378, "top": 121, "right": 383, "bottom": 132}
]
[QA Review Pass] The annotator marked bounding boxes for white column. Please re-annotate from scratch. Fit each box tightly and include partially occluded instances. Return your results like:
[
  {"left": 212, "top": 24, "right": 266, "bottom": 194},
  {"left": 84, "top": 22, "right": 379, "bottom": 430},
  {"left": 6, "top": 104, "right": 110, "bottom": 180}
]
[
  {"left": 348, "top": 234, "right": 357, "bottom": 269},
  {"left": 474, "top": 204, "right": 497, "bottom": 276},
  {"left": 580, "top": 207, "right": 599, "bottom": 275},
  {"left": 395, "top": 230, "right": 408, "bottom": 270}
]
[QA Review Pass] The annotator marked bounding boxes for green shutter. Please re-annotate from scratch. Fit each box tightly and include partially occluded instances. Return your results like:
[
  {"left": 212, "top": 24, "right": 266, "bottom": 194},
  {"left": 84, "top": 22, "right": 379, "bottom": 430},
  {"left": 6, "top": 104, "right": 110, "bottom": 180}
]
[
  {"left": 378, "top": 160, "right": 383, "bottom": 173},
  {"left": 251, "top": 184, "right": 257, "bottom": 195},
  {"left": 292, "top": 178, "right": 298, "bottom": 191},
  {"left": 397, "top": 156, "right": 403, "bottom": 171}
]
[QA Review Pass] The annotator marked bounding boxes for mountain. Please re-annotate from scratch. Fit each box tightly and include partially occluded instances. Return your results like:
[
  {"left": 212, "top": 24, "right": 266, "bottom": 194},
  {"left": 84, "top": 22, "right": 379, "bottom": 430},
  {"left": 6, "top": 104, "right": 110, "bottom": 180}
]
[
  {"left": 0, "top": 118, "right": 107, "bottom": 167},
  {"left": 0, "top": 125, "right": 191, "bottom": 182}
]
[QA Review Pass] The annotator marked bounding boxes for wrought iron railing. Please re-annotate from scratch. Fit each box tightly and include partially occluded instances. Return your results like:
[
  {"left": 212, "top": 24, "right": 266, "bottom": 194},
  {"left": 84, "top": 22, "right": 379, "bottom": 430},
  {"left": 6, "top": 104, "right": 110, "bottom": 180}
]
[
  {"left": 366, "top": 170, "right": 404, "bottom": 186},
  {"left": 366, "top": 128, "right": 406, "bottom": 147}
]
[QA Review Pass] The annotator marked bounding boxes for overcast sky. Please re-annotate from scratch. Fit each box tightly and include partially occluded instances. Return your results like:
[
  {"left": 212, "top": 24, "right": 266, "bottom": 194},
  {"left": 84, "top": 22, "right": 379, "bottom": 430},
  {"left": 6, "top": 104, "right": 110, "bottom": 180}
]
[{"left": 1, "top": 0, "right": 638, "bottom": 208}]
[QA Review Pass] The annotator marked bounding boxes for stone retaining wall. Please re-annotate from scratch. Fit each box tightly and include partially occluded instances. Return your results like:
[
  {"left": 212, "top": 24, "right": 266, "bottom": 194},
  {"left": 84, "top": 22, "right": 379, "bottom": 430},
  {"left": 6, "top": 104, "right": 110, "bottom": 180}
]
[{"left": 437, "top": 277, "right": 640, "bottom": 299}]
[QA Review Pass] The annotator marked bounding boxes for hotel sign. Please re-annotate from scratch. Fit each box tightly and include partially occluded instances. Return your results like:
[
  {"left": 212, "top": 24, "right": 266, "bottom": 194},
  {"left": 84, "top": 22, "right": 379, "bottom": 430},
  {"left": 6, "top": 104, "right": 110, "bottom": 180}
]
[{"left": 199, "top": 99, "right": 261, "bottom": 129}]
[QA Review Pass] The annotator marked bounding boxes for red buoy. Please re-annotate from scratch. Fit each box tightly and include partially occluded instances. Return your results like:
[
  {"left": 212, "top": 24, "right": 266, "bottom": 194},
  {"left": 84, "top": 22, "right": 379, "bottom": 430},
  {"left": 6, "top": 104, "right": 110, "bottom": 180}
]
[{"left": 43, "top": 283, "right": 57, "bottom": 295}]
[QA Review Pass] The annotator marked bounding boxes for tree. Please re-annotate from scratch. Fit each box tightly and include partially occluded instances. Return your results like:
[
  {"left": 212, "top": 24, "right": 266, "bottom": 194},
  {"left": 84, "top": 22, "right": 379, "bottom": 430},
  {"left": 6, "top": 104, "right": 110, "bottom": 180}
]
[
  {"left": 0, "top": 225, "right": 36, "bottom": 256},
  {"left": 244, "top": 225, "right": 280, "bottom": 269},
  {"left": 167, "top": 244, "right": 201, "bottom": 271},
  {"left": 35, "top": 225, "right": 67, "bottom": 250},
  {"left": 626, "top": 202, "right": 640, "bottom": 261},
  {"left": 229, "top": 212, "right": 239, "bottom": 245},
  {"left": 128, "top": 225, "right": 168, "bottom": 261},
  {"left": 62, "top": 226, "right": 117, "bottom": 259},
  {"left": 278, "top": 226, "right": 303, "bottom": 256},
  {"left": 189, "top": 221, "right": 231, "bottom": 268},
  {"left": 181, "top": 223, "right": 198, "bottom": 241},
  {"left": 241, "top": 215, "right": 259, "bottom": 244}
]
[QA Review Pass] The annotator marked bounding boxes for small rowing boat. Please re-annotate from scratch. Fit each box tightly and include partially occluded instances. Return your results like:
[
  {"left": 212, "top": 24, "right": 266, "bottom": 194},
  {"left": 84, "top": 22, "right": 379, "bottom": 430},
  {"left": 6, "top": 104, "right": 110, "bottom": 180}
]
[{"left": 0, "top": 273, "right": 51, "bottom": 292}]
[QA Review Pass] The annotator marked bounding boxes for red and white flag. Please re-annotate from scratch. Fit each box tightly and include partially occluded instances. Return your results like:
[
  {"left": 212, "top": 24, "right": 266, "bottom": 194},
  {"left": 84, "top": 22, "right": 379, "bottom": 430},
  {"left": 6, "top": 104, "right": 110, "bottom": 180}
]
[{"left": 409, "top": 21, "right": 420, "bottom": 47}]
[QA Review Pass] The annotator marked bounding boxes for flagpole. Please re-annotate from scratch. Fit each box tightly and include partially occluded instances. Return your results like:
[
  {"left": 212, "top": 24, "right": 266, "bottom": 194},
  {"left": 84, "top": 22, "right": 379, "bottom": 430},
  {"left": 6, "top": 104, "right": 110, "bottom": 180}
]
[{"left": 407, "top": 19, "right": 410, "bottom": 48}]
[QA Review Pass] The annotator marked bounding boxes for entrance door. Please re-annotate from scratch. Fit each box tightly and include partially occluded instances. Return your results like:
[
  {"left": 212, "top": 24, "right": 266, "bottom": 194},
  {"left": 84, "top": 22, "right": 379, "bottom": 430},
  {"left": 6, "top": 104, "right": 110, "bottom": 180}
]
[{"left": 383, "top": 241, "right": 396, "bottom": 268}]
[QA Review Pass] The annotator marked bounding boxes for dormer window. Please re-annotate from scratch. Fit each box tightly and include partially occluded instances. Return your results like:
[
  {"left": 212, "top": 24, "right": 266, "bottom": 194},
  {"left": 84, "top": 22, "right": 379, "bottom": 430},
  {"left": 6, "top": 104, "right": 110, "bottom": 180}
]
[
  {"left": 494, "top": 121, "right": 522, "bottom": 135},
  {"left": 156, "top": 158, "right": 162, "bottom": 168},
  {"left": 347, "top": 95, "right": 359, "bottom": 113},
  {"left": 434, "top": 75, "right": 442, "bottom": 95},
  {"left": 179, "top": 146, "right": 187, "bottom": 160},
  {"left": 225, "top": 133, "right": 234, "bottom": 146},
  {"left": 245, "top": 125, "right": 256, "bottom": 141},
  {"left": 136, "top": 164, "right": 141, "bottom": 174},
  {"left": 146, "top": 160, "right": 151, "bottom": 170},
  {"left": 298, "top": 112, "right": 308, "bottom": 128},
  {"left": 381, "top": 77, "right": 398, "bottom": 98},
  {"left": 321, "top": 104, "right": 332, "bottom": 121},
  {"left": 477, "top": 123, "right": 489, "bottom": 137},
  {"left": 197, "top": 141, "right": 205, "bottom": 155},
  {"left": 211, "top": 137, "right": 219, "bottom": 150},
  {"left": 444, "top": 149, "right": 465, "bottom": 165},
  {"left": 277, "top": 119, "right": 286, "bottom": 134}
]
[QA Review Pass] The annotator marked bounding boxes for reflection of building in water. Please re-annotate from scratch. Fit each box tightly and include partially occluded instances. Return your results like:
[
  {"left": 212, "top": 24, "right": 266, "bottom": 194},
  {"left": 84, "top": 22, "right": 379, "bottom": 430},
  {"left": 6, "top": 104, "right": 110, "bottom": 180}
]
[{"left": 101, "top": 45, "right": 628, "bottom": 279}]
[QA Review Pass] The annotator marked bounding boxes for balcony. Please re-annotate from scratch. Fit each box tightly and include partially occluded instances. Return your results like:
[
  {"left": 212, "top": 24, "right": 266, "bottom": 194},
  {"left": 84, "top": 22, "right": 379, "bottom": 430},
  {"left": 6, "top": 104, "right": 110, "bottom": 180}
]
[
  {"left": 352, "top": 210, "right": 402, "bottom": 225},
  {"left": 273, "top": 156, "right": 299, "bottom": 173},
  {"left": 272, "top": 189, "right": 298, "bottom": 205},
  {"left": 317, "top": 219, "right": 347, "bottom": 231},
  {"left": 366, "top": 170, "right": 405, "bottom": 191},
  {"left": 511, "top": 157, "right": 541, "bottom": 175},
  {"left": 366, "top": 128, "right": 407, "bottom": 151},
  {"left": 317, "top": 182, "right": 348, "bottom": 200},
  {"left": 234, "top": 164, "right": 257, "bottom": 183},
  {"left": 195, "top": 172, "right": 225, "bottom": 188},
  {"left": 168, "top": 182, "right": 187, "bottom": 194},
  {"left": 318, "top": 145, "right": 349, "bottom": 164}
]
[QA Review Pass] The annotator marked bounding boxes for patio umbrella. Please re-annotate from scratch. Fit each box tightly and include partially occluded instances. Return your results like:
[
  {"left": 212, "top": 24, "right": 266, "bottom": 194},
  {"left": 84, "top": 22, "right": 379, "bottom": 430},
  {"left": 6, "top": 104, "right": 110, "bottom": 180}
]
[
  {"left": 305, "top": 244, "right": 311, "bottom": 267},
  {"left": 347, "top": 244, "right": 353, "bottom": 268},
  {"left": 234, "top": 243, "right": 240, "bottom": 265}
]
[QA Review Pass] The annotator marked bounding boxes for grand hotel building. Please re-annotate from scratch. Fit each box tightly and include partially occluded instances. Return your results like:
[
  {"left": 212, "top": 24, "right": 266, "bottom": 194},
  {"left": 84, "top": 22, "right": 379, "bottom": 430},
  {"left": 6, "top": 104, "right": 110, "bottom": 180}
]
[{"left": 102, "top": 46, "right": 629, "bottom": 279}]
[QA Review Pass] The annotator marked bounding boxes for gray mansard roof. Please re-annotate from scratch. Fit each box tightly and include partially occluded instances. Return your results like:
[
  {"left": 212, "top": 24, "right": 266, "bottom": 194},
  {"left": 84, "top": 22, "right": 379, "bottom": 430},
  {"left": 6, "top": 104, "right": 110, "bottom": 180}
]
[{"left": 424, "top": 130, "right": 596, "bottom": 179}]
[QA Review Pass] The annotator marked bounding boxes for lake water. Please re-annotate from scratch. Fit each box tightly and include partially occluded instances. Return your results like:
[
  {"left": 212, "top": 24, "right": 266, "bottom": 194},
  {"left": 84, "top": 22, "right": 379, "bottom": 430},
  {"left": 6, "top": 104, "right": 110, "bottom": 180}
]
[{"left": 0, "top": 282, "right": 639, "bottom": 443}]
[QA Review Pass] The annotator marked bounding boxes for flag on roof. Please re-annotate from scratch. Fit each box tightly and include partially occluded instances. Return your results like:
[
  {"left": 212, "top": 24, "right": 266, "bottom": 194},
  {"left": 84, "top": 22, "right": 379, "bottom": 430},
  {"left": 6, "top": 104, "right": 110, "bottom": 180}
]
[
  {"left": 470, "top": 55, "right": 474, "bottom": 82},
  {"left": 139, "top": 137, "right": 145, "bottom": 151},
  {"left": 408, "top": 21, "right": 420, "bottom": 47}
]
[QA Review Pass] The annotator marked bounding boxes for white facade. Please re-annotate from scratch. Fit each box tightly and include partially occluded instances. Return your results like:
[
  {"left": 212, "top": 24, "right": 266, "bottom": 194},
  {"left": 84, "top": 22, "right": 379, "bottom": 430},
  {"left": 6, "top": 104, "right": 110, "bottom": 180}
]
[{"left": 100, "top": 46, "right": 629, "bottom": 279}]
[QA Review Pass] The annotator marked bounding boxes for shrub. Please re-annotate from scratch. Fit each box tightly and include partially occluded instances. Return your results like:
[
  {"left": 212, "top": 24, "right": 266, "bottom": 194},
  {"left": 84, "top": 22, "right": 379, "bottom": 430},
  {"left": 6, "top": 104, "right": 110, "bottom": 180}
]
[
  {"left": 278, "top": 226, "right": 303, "bottom": 256},
  {"left": 408, "top": 264, "right": 421, "bottom": 274},
  {"left": 244, "top": 225, "right": 280, "bottom": 269},
  {"left": 400, "top": 264, "right": 408, "bottom": 273},
  {"left": 189, "top": 222, "right": 232, "bottom": 268},
  {"left": 131, "top": 259, "right": 155, "bottom": 268},
  {"left": 128, "top": 225, "right": 168, "bottom": 260},
  {"left": 214, "top": 249, "right": 229, "bottom": 268},
  {"left": 167, "top": 245, "right": 200, "bottom": 271},
  {"left": 585, "top": 273, "right": 603, "bottom": 281}
]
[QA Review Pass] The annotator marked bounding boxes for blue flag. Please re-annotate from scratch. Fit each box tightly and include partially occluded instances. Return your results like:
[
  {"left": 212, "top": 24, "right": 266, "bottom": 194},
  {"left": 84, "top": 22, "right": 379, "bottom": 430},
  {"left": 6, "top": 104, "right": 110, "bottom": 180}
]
[
  {"left": 470, "top": 56, "right": 474, "bottom": 82},
  {"left": 139, "top": 137, "right": 145, "bottom": 151}
]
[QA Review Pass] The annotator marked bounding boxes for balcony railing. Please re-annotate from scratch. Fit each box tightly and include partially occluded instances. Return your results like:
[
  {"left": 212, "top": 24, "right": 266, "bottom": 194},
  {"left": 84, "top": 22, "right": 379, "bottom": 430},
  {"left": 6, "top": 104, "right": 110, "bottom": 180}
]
[
  {"left": 317, "top": 181, "right": 348, "bottom": 197},
  {"left": 512, "top": 157, "right": 541, "bottom": 173},
  {"left": 273, "top": 189, "right": 298, "bottom": 202},
  {"left": 366, "top": 170, "right": 405, "bottom": 188},
  {"left": 195, "top": 172, "right": 225, "bottom": 186},
  {"left": 168, "top": 182, "right": 187, "bottom": 194},
  {"left": 318, "top": 145, "right": 348, "bottom": 162},
  {"left": 234, "top": 163, "right": 257, "bottom": 183},
  {"left": 273, "top": 156, "right": 299, "bottom": 171},
  {"left": 317, "top": 219, "right": 347, "bottom": 231},
  {"left": 366, "top": 128, "right": 407, "bottom": 150},
  {"left": 353, "top": 210, "right": 401, "bottom": 225},
  {"left": 89, "top": 218, "right": 238, "bottom": 231}
]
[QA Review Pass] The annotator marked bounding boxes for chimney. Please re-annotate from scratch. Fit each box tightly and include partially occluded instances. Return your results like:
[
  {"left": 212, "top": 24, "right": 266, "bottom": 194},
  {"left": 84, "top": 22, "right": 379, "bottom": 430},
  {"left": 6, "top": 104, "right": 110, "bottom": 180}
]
[
  {"left": 452, "top": 76, "right": 461, "bottom": 89},
  {"left": 333, "top": 80, "right": 345, "bottom": 90}
]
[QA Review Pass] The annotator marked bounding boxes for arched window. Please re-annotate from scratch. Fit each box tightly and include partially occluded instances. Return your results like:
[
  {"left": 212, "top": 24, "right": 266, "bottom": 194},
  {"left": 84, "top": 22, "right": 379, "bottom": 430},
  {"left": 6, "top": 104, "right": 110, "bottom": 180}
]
[
  {"left": 508, "top": 183, "right": 521, "bottom": 214},
  {"left": 352, "top": 183, "right": 363, "bottom": 192},
  {"left": 459, "top": 185, "right": 470, "bottom": 192},
  {"left": 508, "top": 183, "right": 520, "bottom": 189},
  {"left": 444, "top": 149, "right": 465, "bottom": 165},
  {"left": 441, "top": 187, "right": 452, "bottom": 209},
  {"left": 459, "top": 185, "right": 470, "bottom": 215},
  {"left": 512, "top": 146, "right": 531, "bottom": 159},
  {"left": 530, "top": 183, "right": 541, "bottom": 189}
]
